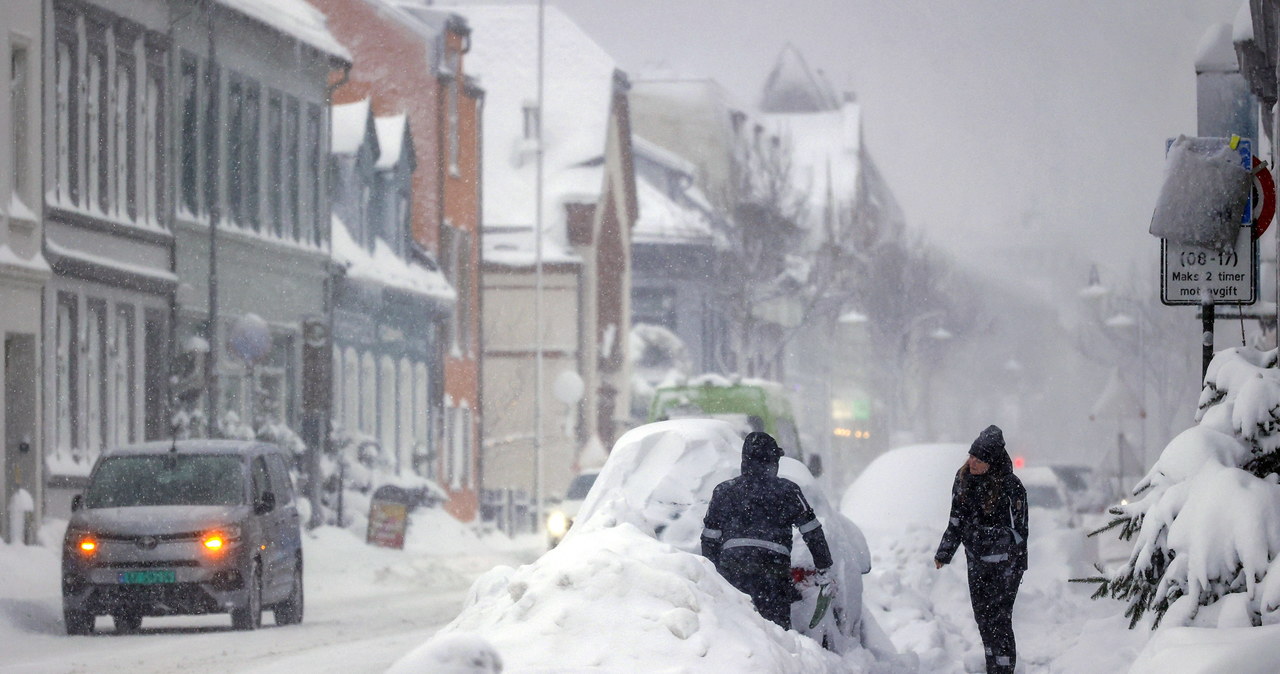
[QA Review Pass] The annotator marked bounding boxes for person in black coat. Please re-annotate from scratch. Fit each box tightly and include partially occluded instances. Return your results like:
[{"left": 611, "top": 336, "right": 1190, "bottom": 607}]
[
  {"left": 934, "top": 425, "right": 1029, "bottom": 674},
  {"left": 701, "top": 431, "right": 833, "bottom": 630}
]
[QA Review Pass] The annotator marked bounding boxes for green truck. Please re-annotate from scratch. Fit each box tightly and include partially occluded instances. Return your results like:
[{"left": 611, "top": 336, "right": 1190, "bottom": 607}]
[{"left": 647, "top": 378, "right": 814, "bottom": 471}]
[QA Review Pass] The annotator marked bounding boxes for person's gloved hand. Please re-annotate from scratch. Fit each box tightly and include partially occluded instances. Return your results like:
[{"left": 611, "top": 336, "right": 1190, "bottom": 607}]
[{"left": 814, "top": 568, "right": 837, "bottom": 595}]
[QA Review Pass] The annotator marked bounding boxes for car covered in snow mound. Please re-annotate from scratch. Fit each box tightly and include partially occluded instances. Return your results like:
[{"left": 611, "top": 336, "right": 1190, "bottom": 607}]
[
  {"left": 569, "top": 419, "right": 882, "bottom": 654},
  {"left": 394, "top": 420, "right": 898, "bottom": 672}
]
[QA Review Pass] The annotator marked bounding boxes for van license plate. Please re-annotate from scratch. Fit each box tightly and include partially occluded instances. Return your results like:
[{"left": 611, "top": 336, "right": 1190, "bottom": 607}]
[{"left": 118, "top": 570, "right": 176, "bottom": 584}]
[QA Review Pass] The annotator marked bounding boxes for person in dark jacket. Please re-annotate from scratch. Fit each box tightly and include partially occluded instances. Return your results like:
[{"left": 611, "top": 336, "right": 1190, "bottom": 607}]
[
  {"left": 701, "top": 431, "right": 833, "bottom": 630},
  {"left": 934, "top": 425, "right": 1028, "bottom": 674}
]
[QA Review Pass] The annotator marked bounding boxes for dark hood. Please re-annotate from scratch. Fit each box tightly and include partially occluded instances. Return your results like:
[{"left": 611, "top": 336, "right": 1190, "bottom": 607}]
[
  {"left": 741, "top": 431, "right": 782, "bottom": 477},
  {"left": 969, "top": 424, "right": 1012, "bottom": 474}
]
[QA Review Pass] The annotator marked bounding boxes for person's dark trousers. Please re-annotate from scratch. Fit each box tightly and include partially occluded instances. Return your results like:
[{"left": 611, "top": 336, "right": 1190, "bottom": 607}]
[
  {"left": 718, "top": 549, "right": 797, "bottom": 630},
  {"left": 967, "top": 560, "right": 1023, "bottom": 674}
]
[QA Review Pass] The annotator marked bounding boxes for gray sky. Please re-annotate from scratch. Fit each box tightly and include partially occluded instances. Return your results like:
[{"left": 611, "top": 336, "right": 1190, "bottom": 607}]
[{"left": 547, "top": 0, "right": 1250, "bottom": 282}]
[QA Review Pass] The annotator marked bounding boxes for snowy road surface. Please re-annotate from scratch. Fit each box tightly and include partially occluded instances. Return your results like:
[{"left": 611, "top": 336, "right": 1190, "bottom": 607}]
[{"left": 0, "top": 514, "right": 541, "bottom": 674}]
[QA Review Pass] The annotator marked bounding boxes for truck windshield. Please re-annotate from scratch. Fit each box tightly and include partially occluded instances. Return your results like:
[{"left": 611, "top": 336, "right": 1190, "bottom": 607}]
[
  {"left": 85, "top": 455, "right": 246, "bottom": 508},
  {"left": 565, "top": 473, "right": 599, "bottom": 500}
]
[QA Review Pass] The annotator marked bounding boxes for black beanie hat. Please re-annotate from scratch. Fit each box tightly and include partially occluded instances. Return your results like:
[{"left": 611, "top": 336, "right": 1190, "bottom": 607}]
[
  {"left": 969, "top": 424, "right": 1006, "bottom": 465},
  {"left": 742, "top": 431, "right": 783, "bottom": 462}
]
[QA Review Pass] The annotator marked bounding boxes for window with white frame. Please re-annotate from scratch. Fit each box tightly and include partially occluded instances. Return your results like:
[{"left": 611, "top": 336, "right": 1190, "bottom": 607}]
[
  {"left": 413, "top": 361, "right": 429, "bottom": 477},
  {"left": 10, "top": 43, "right": 29, "bottom": 204},
  {"left": 302, "top": 105, "right": 321, "bottom": 245},
  {"left": 111, "top": 36, "right": 135, "bottom": 220},
  {"left": 55, "top": 295, "right": 78, "bottom": 454},
  {"left": 141, "top": 54, "right": 163, "bottom": 225},
  {"left": 397, "top": 358, "right": 412, "bottom": 472},
  {"left": 85, "top": 300, "right": 106, "bottom": 456},
  {"left": 285, "top": 98, "right": 299, "bottom": 240},
  {"left": 266, "top": 92, "right": 282, "bottom": 237},
  {"left": 179, "top": 54, "right": 198, "bottom": 215},
  {"left": 50, "top": 7, "right": 164, "bottom": 226},
  {"left": 441, "top": 394, "right": 453, "bottom": 483},
  {"left": 379, "top": 355, "right": 396, "bottom": 465},
  {"left": 343, "top": 347, "right": 359, "bottom": 433},
  {"left": 360, "top": 352, "right": 375, "bottom": 436},
  {"left": 112, "top": 304, "right": 135, "bottom": 447},
  {"left": 447, "top": 56, "right": 460, "bottom": 175}
]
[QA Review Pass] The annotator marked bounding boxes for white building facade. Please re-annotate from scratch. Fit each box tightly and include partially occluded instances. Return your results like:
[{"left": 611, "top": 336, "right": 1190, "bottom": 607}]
[{"left": 1, "top": 0, "right": 49, "bottom": 543}]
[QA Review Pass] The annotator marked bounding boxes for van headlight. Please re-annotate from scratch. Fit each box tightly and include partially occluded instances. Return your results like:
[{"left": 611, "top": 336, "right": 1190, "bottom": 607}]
[{"left": 547, "top": 511, "right": 571, "bottom": 538}]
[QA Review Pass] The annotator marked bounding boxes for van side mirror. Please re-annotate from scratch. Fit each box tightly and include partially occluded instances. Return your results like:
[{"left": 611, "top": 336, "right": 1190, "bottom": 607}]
[
  {"left": 71, "top": 494, "right": 83, "bottom": 512},
  {"left": 255, "top": 491, "right": 276, "bottom": 515}
]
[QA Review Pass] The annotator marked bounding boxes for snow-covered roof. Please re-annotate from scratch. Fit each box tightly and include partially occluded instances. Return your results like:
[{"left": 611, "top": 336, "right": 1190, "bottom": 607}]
[
  {"left": 331, "top": 99, "right": 373, "bottom": 156},
  {"left": 446, "top": 5, "right": 616, "bottom": 249},
  {"left": 218, "top": 0, "right": 351, "bottom": 63},
  {"left": 1196, "top": 23, "right": 1238, "bottom": 73},
  {"left": 331, "top": 215, "right": 455, "bottom": 302},
  {"left": 633, "top": 135, "right": 697, "bottom": 179},
  {"left": 481, "top": 224, "right": 579, "bottom": 268},
  {"left": 374, "top": 114, "right": 409, "bottom": 170},
  {"left": 633, "top": 178, "right": 714, "bottom": 246}
]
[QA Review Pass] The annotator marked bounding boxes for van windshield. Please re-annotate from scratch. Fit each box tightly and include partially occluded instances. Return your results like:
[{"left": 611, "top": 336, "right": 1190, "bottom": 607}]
[{"left": 85, "top": 455, "right": 246, "bottom": 508}]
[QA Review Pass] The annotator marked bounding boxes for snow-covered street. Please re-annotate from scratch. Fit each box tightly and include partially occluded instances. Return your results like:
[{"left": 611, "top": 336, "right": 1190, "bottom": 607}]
[{"left": 0, "top": 514, "right": 541, "bottom": 674}]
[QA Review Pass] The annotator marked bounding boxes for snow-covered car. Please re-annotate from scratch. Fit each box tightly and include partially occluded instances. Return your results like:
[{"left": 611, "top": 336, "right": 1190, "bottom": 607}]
[
  {"left": 568, "top": 419, "right": 878, "bottom": 652},
  {"left": 1017, "top": 465, "right": 1079, "bottom": 529},
  {"left": 393, "top": 419, "right": 899, "bottom": 672},
  {"left": 1047, "top": 463, "right": 1111, "bottom": 514},
  {"left": 545, "top": 470, "right": 598, "bottom": 548}
]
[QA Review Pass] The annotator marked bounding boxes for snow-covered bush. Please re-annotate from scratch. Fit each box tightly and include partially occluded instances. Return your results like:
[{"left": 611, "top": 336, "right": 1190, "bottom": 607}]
[{"left": 1089, "top": 346, "right": 1280, "bottom": 629}]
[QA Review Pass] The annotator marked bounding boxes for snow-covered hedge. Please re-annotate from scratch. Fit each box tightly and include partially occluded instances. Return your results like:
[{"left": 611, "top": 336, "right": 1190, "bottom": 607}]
[{"left": 1091, "top": 346, "right": 1280, "bottom": 628}]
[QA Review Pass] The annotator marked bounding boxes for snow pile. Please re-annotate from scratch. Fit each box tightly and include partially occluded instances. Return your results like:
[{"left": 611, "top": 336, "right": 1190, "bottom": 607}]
[
  {"left": 397, "top": 420, "right": 900, "bottom": 672},
  {"left": 1095, "top": 346, "right": 1280, "bottom": 629}
]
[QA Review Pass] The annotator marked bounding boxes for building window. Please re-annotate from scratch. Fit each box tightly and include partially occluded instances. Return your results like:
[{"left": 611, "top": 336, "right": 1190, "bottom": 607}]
[
  {"left": 54, "top": 24, "right": 77, "bottom": 206},
  {"left": 456, "top": 229, "right": 472, "bottom": 353},
  {"left": 447, "top": 73, "right": 460, "bottom": 175},
  {"left": 55, "top": 295, "right": 79, "bottom": 455},
  {"left": 413, "top": 362, "right": 430, "bottom": 477},
  {"left": 397, "top": 358, "right": 413, "bottom": 473},
  {"left": 343, "top": 347, "right": 359, "bottom": 433},
  {"left": 226, "top": 77, "right": 244, "bottom": 224},
  {"left": 112, "top": 37, "right": 136, "bottom": 220},
  {"left": 634, "top": 287, "right": 678, "bottom": 330},
  {"left": 141, "top": 56, "right": 164, "bottom": 226},
  {"left": 379, "top": 355, "right": 396, "bottom": 465},
  {"left": 86, "top": 35, "right": 104, "bottom": 214},
  {"left": 112, "top": 304, "right": 135, "bottom": 446},
  {"left": 226, "top": 75, "right": 262, "bottom": 231},
  {"left": 86, "top": 300, "right": 107, "bottom": 455},
  {"left": 360, "top": 352, "right": 375, "bottom": 435},
  {"left": 266, "top": 92, "right": 283, "bottom": 237},
  {"left": 440, "top": 224, "right": 459, "bottom": 353},
  {"left": 179, "top": 54, "right": 198, "bottom": 215},
  {"left": 302, "top": 104, "right": 321, "bottom": 245},
  {"left": 285, "top": 98, "right": 299, "bottom": 240},
  {"left": 143, "top": 308, "right": 167, "bottom": 440},
  {"left": 202, "top": 61, "right": 219, "bottom": 221},
  {"left": 10, "top": 44, "right": 28, "bottom": 204}
]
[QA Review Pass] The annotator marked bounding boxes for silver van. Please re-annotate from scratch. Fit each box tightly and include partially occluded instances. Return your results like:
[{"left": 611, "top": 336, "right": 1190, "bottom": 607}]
[{"left": 61, "top": 440, "right": 303, "bottom": 634}]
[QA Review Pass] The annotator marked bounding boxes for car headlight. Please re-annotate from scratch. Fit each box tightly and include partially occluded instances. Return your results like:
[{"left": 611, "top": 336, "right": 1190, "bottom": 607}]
[
  {"left": 547, "top": 511, "right": 571, "bottom": 537},
  {"left": 65, "top": 527, "right": 98, "bottom": 556},
  {"left": 202, "top": 525, "right": 242, "bottom": 553}
]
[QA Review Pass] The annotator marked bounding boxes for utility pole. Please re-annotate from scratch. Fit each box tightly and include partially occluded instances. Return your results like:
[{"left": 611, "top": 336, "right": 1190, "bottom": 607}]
[
  {"left": 203, "top": 0, "right": 220, "bottom": 434},
  {"left": 533, "top": 0, "right": 545, "bottom": 532}
]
